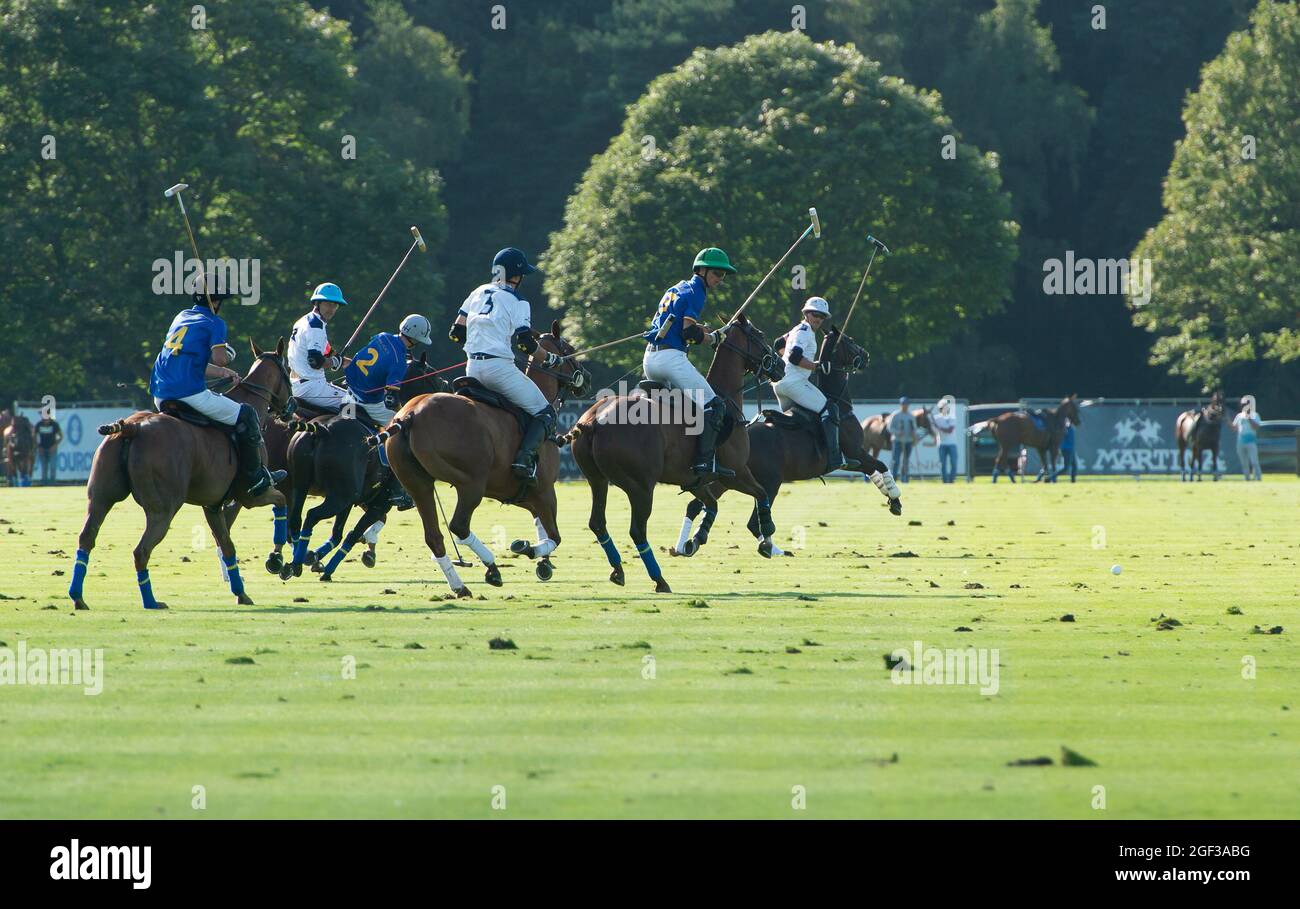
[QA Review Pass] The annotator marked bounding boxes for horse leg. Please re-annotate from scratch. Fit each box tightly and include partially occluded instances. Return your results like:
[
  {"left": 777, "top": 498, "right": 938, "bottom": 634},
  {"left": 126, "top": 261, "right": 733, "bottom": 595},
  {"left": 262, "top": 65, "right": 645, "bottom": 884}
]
[
  {"left": 447, "top": 485, "right": 501, "bottom": 588},
  {"left": 627, "top": 482, "right": 668, "bottom": 593},
  {"left": 204, "top": 504, "right": 253, "bottom": 605},
  {"left": 287, "top": 496, "right": 347, "bottom": 578},
  {"left": 133, "top": 506, "right": 180, "bottom": 610},
  {"left": 310, "top": 511, "right": 347, "bottom": 572},
  {"left": 68, "top": 435, "right": 133, "bottom": 610},
  {"left": 991, "top": 445, "right": 1001, "bottom": 483},
  {"left": 387, "top": 436, "right": 469, "bottom": 597},
  {"left": 575, "top": 442, "right": 623, "bottom": 585},
  {"left": 319, "top": 503, "right": 388, "bottom": 581},
  {"left": 360, "top": 515, "right": 385, "bottom": 568},
  {"left": 1212, "top": 446, "right": 1220, "bottom": 481},
  {"left": 516, "top": 484, "right": 561, "bottom": 582}
]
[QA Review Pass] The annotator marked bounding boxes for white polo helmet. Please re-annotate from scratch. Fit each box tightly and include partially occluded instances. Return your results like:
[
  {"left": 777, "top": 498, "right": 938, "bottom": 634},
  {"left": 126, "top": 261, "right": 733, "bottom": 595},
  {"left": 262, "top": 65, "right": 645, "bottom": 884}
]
[
  {"left": 802, "top": 296, "right": 831, "bottom": 318},
  {"left": 399, "top": 313, "right": 432, "bottom": 346}
]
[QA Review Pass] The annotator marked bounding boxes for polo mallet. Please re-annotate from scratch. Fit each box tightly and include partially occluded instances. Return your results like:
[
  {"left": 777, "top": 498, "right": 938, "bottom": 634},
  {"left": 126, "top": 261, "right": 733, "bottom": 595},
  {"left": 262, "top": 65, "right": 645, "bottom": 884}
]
[
  {"left": 164, "top": 182, "right": 213, "bottom": 308},
  {"left": 342, "top": 226, "right": 427, "bottom": 355},
  {"left": 839, "top": 234, "right": 890, "bottom": 338},
  {"left": 724, "top": 207, "right": 823, "bottom": 325},
  {"left": 433, "top": 484, "right": 472, "bottom": 567}
]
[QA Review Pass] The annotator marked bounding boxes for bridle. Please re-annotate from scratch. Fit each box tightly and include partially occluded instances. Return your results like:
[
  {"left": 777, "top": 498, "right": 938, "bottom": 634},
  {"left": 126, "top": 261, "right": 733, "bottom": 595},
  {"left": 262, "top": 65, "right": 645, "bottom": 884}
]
[
  {"left": 815, "top": 332, "right": 867, "bottom": 403},
  {"left": 241, "top": 352, "right": 296, "bottom": 420},
  {"left": 528, "top": 332, "right": 591, "bottom": 405},
  {"left": 718, "top": 322, "right": 782, "bottom": 383}
]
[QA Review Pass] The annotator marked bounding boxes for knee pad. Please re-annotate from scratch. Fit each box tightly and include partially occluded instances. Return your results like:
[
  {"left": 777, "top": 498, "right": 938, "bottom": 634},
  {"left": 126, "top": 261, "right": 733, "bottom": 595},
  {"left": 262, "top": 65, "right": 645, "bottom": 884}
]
[
  {"left": 536, "top": 405, "right": 558, "bottom": 433},
  {"left": 235, "top": 403, "right": 259, "bottom": 434},
  {"left": 704, "top": 396, "right": 727, "bottom": 428},
  {"left": 822, "top": 402, "right": 840, "bottom": 423}
]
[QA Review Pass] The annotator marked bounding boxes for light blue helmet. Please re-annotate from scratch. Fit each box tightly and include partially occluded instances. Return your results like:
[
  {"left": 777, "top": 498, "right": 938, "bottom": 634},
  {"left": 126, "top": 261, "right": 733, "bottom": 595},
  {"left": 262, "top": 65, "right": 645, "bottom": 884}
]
[{"left": 310, "top": 282, "right": 347, "bottom": 305}]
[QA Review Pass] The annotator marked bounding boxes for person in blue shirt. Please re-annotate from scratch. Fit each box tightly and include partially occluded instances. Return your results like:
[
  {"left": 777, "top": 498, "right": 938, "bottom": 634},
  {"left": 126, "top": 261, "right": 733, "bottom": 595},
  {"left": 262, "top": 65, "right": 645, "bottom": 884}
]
[
  {"left": 642, "top": 247, "right": 737, "bottom": 477},
  {"left": 1059, "top": 419, "right": 1077, "bottom": 482},
  {"left": 149, "top": 277, "right": 284, "bottom": 496},
  {"left": 342, "top": 314, "right": 432, "bottom": 508}
]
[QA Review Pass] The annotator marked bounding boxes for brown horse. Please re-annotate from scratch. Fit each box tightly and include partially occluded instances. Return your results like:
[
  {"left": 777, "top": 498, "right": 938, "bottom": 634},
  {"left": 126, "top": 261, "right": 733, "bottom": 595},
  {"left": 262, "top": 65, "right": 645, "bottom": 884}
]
[
  {"left": 970, "top": 394, "right": 1082, "bottom": 483},
  {"left": 67, "top": 340, "right": 294, "bottom": 610},
  {"left": 567, "top": 313, "right": 783, "bottom": 593},
  {"left": 3, "top": 413, "right": 35, "bottom": 487},
  {"left": 374, "top": 322, "right": 588, "bottom": 597},
  {"left": 1176, "top": 391, "right": 1225, "bottom": 481},
  {"left": 860, "top": 412, "right": 892, "bottom": 460},
  {"left": 673, "top": 329, "right": 900, "bottom": 558}
]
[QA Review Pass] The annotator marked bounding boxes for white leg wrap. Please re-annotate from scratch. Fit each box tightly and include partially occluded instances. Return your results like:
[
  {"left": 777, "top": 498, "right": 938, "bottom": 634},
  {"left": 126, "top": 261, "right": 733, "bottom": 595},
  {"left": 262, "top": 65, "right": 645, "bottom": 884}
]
[
  {"left": 532, "top": 538, "right": 557, "bottom": 558},
  {"left": 363, "top": 520, "right": 385, "bottom": 546},
  {"left": 434, "top": 554, "right": 463, "bottom": 590},
  {"left": 870, "top": 470, "right": 901, "bottom": 500},
  {"left": 455, "top": 531, "right": 495, "bottom": 565},
  {"left": 676, "top": 517, "right": 694, "bottom": 551},
  {"left": 768, "top": 539, "right": 786, "bottom": 557},
  {"left": 217, "top": 549, "right": 230, "bottom": 582},
  {"left": 534, "top": 517, "right": 550, "bottom": 543}
]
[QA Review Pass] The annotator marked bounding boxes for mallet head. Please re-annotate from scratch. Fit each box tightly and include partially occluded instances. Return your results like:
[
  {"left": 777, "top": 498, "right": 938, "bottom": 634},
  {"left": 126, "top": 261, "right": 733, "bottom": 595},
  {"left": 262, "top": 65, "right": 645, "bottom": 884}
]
[
  {"left": 410, "top": 225, "right": 426, "bottom": 252},
  {"left": 809, "top": 207, "right": 821, "bottom": 239},
  {"left": 164, "top": 183, "right": 188, "bottom": 198},
  {"left": 867, "top": 235, "right": 890, "bottom": 255}
]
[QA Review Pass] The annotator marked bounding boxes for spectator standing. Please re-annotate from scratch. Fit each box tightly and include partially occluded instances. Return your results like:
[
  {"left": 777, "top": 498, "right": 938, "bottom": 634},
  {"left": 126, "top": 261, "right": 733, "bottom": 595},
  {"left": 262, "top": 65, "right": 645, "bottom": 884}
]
[
  {"left": 888, "top": 397, "right": 917, "bottom": 482},
  {"left": 34, "top": 413, "right": 62, "bottom": 485},
  {"left": 1059, "top": 419, "right": 1077, "bottom": 482},
  {"left": 931, "top": 396, "right": 958, "bottom": 483},
  {"left": 1232, "top": 395, "right": 1262, "bottom": 481}
]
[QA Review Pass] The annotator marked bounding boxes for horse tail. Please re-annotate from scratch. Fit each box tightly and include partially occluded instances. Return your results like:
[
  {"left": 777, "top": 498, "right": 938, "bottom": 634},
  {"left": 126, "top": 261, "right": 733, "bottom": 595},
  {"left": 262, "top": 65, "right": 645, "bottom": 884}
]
[
  {"left": 563, "top": 419, "right": 595, "bottom": 447},
  {"left": 366, "top": 415, "right": 409, "bottom": 450},
  {"left": 968, "top": 420, "right": 991, "bottom": 436},
  {"left": 98, "top": 419, "right": 139, "bottom": 439},
  {"left": 283, "top": 418, "right": 324, "bottom": 435}
]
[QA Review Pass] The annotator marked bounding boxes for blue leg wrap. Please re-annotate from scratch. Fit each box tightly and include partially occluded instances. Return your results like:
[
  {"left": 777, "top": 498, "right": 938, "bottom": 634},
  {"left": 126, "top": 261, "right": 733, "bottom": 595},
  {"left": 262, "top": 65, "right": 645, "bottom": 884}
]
[
  {"left": 68, "top": 549, "right": 90, "bottom": 601},
  {"left": 292, "top": 531, "right": 312, "bottom": 565},
  {"left": 636, "top": 542, "right": 660, "bottom": 580},
  {"left": 323, "top": 542, "right": 353, "bottom": 575},
  {"left": 313, "top": 539, "right": 336, "bottom": 560},
  {"left": 596, "top": 534, "right": 622, "bottom": 567},
  {"left": 223, "top": 554, "right": 245, "bottom": 597},
  {"left": 272, "top": 506, "right": 288, "bottom": 546},
  {"left": 137, "top": 569, "right": 160, "bottom": 609}
]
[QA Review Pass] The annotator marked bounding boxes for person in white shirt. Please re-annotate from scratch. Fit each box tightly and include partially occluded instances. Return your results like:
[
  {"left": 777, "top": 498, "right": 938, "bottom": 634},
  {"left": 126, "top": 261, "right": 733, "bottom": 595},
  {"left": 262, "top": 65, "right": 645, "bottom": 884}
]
[
  {"left": 1231, "top": 394, "right": 1263, "bottom": 480},
  {"left": 448, "top": 247, "right": 560, "bottom": 480},
  {"left": 287, "top": 282, "right": 349, "bottom": 410},
  {"left": 771, "top": 296, "right": 859, "bottom": 474},
  {"left": 931, "top": 394, "right": 958, "bottom": 483}
]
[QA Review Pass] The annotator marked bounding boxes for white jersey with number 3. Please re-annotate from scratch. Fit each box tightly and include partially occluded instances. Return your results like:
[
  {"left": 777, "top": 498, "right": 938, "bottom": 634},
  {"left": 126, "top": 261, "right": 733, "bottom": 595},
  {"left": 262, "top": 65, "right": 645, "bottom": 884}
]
[{"left": 461, "top": 282, "right": 530, "bottom": 360}]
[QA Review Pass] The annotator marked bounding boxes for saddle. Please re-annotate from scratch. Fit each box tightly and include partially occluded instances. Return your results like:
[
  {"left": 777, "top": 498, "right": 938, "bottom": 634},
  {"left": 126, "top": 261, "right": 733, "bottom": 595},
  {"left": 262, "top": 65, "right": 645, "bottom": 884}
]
[
  {"left": 1022, "top": 409, "right": 1048, "bottom": 432},
  {"left": 292, "top": 398, "right": 341, "bottom": 420},
  {"left": 752, "top": 405, "right": 818, "bottom": 430},
  {"left": 158, "top": 399, "right": 222, "bottom": 429},
  {"left": 453, "top": 376, "right": 530, "bottom": 435}
]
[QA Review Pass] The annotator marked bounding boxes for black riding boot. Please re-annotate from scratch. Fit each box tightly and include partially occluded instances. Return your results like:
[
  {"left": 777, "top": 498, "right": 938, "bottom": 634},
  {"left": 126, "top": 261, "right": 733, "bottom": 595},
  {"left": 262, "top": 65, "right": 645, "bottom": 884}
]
[
  {"left": 511, "top": 406, "right": 557, "bottom": 480},
  {"left": 821, "top": 403, "right": 860, "bottom": 473},
  {"left": 379, "top": 465, "right": 414, "bottom": 510},
  {"left": 692, "top": 398, "right": 735, "bottom": 478},
  {"left": 234, "top": 403, "right": 286, "bottom": 496}
]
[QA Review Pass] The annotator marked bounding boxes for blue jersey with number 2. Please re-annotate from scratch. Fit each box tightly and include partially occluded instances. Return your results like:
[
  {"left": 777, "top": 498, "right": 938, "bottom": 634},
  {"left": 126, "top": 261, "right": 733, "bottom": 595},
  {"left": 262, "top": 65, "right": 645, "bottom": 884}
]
[{"left": 345, "top": 333, "right": 408, "bottom": 404}]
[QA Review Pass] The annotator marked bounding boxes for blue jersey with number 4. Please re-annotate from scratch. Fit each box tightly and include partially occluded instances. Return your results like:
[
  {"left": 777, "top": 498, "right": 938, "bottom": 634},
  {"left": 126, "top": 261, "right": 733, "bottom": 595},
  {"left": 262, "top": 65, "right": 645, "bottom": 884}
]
[
  {"left": 644, "top": 275, "right": 706, "bottom": 351},
  {"left": 149, "top": 305, "right": 228, "bottom": 399},
  {"left": 344, "top": 333, "right": 408, "bottom": 404}
]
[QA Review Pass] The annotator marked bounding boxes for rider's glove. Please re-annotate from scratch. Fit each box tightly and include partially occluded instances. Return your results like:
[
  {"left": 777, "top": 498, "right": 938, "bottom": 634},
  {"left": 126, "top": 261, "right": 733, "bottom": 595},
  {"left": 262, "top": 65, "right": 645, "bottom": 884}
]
[
  {"left": 223, "top": 343, "right": 237, "bottom": 365},
  {"left": 306, "top": 349, "right": 325, "bottom": 370},
  {"left": 708, "top": 327, "right": 727, "bottom": 348},
  {"left": 383, "top": 388, "right": 398, "bottom": 411},
  {"left": 327, "top": 354, "right": 342, "bottom": 371}
]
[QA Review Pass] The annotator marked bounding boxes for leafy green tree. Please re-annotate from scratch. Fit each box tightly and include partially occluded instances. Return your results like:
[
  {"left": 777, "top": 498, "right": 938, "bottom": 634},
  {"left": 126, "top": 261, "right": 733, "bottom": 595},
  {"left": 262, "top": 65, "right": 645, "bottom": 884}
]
[
  {"left": 0, "top": 0, "right": 460, "bottom": 401},
  {"left": 544, "top": 31, "right": 1018, "bottom": 371},
  {"left": 1132, "top": 1, "right": 1300, "bottom": 388}
]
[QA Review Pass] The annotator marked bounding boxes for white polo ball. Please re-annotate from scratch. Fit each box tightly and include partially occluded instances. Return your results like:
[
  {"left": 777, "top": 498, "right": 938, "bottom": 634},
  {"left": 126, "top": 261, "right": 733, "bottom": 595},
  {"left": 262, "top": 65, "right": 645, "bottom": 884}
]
[{"left": 1111, "top": 564, "right": 1122, "bottom": 575}]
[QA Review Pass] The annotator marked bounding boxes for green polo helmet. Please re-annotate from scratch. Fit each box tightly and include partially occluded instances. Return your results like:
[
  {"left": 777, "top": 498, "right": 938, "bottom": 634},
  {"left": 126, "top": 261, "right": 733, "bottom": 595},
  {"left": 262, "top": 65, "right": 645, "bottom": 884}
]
[{"left": 692, "top": 247, "right": 736, "bottom": 274}]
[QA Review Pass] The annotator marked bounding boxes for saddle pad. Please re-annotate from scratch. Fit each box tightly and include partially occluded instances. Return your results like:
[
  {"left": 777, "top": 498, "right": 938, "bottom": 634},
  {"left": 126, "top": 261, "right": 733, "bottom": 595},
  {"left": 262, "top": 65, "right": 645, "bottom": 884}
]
[{"left": 452, "top": 377, "right": 529, "bottom": 434}]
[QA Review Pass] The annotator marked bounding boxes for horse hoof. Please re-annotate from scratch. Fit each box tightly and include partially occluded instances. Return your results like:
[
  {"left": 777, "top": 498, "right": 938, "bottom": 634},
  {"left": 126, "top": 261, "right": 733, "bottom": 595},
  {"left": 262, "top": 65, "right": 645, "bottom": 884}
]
[
  {"left": 306, "top": 551, "right": 320, "bottom": 568},
  {"left": 265, "top": 553, "right": 283, "bottom": 574},
  {"left": 291, "top": 562, "right": 303, "bottom": 578},
  {"left": 361, "top": 550, "right": 376, "bottom": 568},
  {"left": 510, "top": 539, "right": 533, "bottom": 558},
  {"left": 144, "top": 602, "right": 169, "bottom": 610},
  {"left": 535, "top": 560, "right": 553, "bottom": 582},
  {"left": 610, "top": 566, "right": 625, "bottom": 586},
  {"left": 236, "top": 593, "right": 255, "bottom": 606},
  {"left": 653, "top": 577, "right": 672, "bottom": 594},
  {"left": 310, "top": 559, "right": 325, "bottom": 573},
  {"left": 758, "top": 539, "right": 774, "bottom": 559},
  {"left": 455, "top": 586, "right": 473, "bottom": 599},
  {"left": 320, "top": 573, "right": 333, "bottom": 583},
  {"left": 72, "top": 599, "right": 89, "bottom": 611},
  {"left": 889, "top": 499, "right": 903, "bottom": 516},
  {"left": 485, "top": 564, "right": 503, "bottom": 587},
  {"left": 680, "top": 539, "right": 698, "bottom": 558},
  {"left": 279, "top": 564, "right": 294, "bottom": 582}
]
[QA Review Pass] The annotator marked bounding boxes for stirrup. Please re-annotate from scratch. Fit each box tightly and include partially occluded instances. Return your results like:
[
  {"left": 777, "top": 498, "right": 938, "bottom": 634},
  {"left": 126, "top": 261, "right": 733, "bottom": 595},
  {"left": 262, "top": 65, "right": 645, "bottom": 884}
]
[
  {"left": 390, "top": 491, "right": 415, "bottom": 511},
  {"left": 693, "top": 457, "right": 735, "bottom": 479},
  {"left": 511, "top": 457, "right": 539, "bottom": 480},
  {"left": 245, "top": 467, "right": 280, "bottom": 496}
]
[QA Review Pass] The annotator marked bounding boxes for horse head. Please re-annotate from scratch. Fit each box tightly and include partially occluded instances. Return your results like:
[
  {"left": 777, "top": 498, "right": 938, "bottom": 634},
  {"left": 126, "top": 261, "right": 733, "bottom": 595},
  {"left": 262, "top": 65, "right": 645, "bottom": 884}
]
[
  {"left": 246, "top": 337, "right": 296, "bottom": 420},
  {"left": 820, "top": 326, "right": 868, "bottom": 374},
  {"left": 530, "top": 319, "right": 591, "bottom": 402},
  {"left": 397, "top": 352, "right": 448, "bottom": 404},
  {"left": 1058, "top": 393, "right": 1082, "bottom": 426},
  {"left": 713, "top": 313, "right": 783, "bottom": 384}
]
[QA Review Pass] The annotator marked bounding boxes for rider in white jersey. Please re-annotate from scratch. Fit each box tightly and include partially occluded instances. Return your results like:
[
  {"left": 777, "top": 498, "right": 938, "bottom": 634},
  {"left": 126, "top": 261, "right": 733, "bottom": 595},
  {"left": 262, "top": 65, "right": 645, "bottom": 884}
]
[
  {"left": 448, "top": 247, "right": 560, "bottom": 480},
  {"left": 287, "top": 282, "right": 348, "bottom": 411}
]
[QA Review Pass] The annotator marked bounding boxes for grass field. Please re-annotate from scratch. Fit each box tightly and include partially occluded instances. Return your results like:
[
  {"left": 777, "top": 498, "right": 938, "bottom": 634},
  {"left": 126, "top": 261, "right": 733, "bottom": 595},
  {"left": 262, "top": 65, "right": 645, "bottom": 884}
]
[{"left": 0, "top": 477, "right": 1296, "bottom": 819}]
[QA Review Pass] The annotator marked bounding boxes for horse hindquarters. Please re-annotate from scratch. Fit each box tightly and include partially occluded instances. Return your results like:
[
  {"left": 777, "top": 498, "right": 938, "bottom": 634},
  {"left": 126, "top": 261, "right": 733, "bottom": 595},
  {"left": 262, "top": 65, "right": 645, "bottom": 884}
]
[{"left": 68, "top": 430, "right": 133, "bottom": 609}]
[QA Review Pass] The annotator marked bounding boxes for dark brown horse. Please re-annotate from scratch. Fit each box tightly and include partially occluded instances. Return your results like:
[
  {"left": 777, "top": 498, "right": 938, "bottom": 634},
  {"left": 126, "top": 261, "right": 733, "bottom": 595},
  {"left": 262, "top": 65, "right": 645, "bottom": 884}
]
[
  {"left": 374, "top": 322, "right": 588, "bottom": 597},
  {"left": 3, "top": 413, "right": 35, "bottom": 487},
  {"left": 567, "top": 313, "right": 783, "bottom": 593},
  {"left": 970, "top": 394, "right": 1082, "bottom": 483},
  {"left": 1176, "top": 391, "right": 1225, "bottom": 481},
  {"left": 673, "top": 329, "right": 899, "bottom": 558},
  {"left": 67, "top": 340, "right": 294, "bottom": 610}
]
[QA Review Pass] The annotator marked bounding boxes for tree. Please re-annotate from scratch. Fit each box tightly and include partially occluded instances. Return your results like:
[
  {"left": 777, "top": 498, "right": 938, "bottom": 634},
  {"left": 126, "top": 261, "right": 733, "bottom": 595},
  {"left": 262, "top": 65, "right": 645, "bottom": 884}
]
[
  {"left": 544, "top": 31, "right": 1018, "bottom": 372},
  {"left": 0, "top": 0, "right": 461, "bottom": 401},
  {"left": 1132, "top": 1, "right": 1300, "bottom": 389}
]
